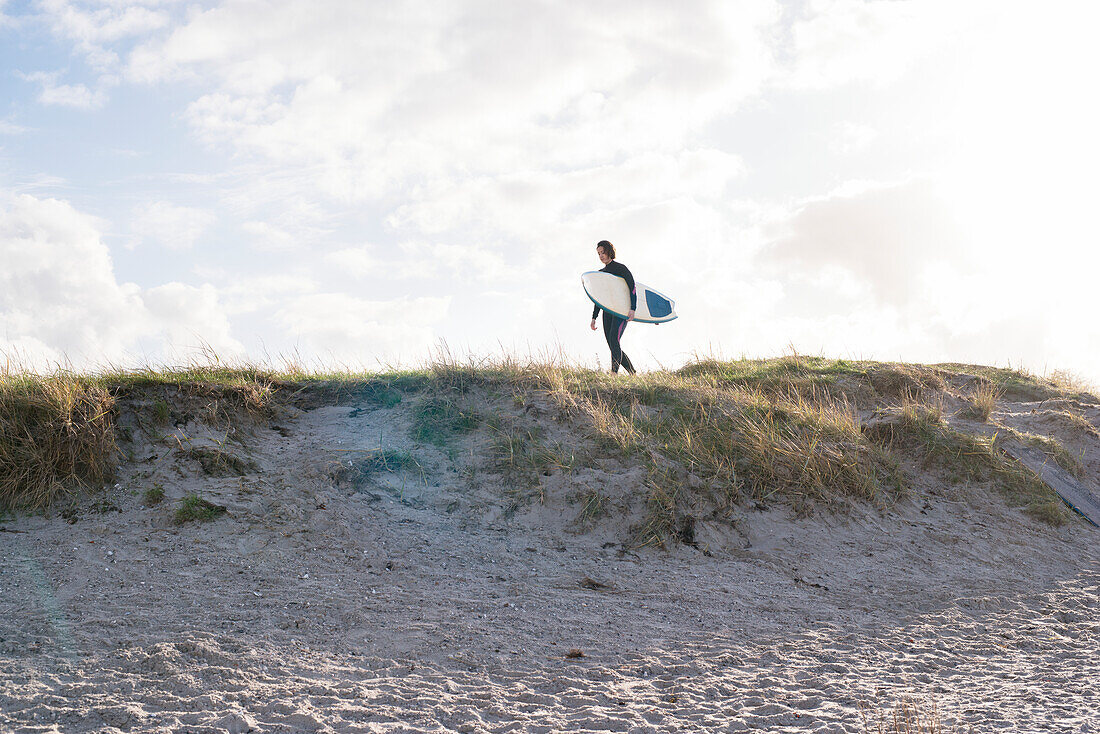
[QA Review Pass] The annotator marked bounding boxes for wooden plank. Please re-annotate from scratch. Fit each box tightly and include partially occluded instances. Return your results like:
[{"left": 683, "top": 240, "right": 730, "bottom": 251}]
[{"left": 1004, "top": 445, "right": 1100, "bottom": 527}]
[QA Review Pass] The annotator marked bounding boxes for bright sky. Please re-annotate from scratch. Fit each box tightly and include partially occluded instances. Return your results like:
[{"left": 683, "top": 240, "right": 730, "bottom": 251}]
[{"left": 2, "top": 0, "right": 1098, "bottom": 383}]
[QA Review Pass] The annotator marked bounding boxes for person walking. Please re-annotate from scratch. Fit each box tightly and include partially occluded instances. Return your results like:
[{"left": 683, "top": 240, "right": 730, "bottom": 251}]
[{"left": 589, "top": 240, "right": 637, "bottom": 375}]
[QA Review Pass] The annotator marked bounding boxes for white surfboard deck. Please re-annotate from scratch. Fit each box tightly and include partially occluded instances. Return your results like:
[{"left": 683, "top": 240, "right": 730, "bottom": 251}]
[{"left": 582, "top": 271, "right": 677, "bottom": 324}]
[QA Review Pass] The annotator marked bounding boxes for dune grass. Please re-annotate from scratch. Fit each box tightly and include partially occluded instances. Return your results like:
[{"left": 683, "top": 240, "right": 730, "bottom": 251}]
[
  {"left": 0, "top": 371, "right": 116, "bottom": 511},
  {"left": 1, "top": 351, "right": 1090, "bottom": 537},
  {"left": 864, "top": 399, "right": 1069, "bottom": 525},
  {"left": 960, "top": 380, "right": 999, "bottom": 422}
]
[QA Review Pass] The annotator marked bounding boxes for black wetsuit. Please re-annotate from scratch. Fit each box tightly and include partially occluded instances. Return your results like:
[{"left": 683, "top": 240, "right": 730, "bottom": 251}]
[{"left": 591, "top": 261, "right": 637, "bottom": 374}]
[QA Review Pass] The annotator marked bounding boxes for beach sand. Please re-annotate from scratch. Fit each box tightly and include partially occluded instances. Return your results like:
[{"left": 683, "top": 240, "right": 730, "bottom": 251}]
[{"left": 1, "top": 384, "right": 1097, "bottom": 732}]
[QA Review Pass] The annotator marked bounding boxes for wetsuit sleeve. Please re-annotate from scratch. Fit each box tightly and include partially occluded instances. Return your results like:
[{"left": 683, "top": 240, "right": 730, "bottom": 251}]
[
  {"left": 592, "top": 303, "right": 600, "bottom": 320},
  {"left": 622, "top": 266, "right": 637, "bottom": 311}
]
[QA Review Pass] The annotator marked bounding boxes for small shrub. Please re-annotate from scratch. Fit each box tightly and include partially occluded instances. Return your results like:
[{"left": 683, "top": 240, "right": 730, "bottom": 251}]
[
  {"left": 859, "top": 698, "right": 955, "bottom": 733},
  {"left": 490, "top": 426, "right": 574, "bottom": 505}
]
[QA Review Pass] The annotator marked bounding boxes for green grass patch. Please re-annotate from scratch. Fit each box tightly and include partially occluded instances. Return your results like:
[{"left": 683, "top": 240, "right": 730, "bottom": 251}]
[
  {"left": 676, "top": 354, "right": 867, "bottom": 384},
  {"left": 490, "top": 426, "right": 575, "bottom": 505},
  {"left": 410, "top": 395, "right": 480, "bottom": 446},
  {"left": 189, "top": 446, "right": 258, "bottom": 476},
  {"left": 330, "top": 449, "right": 422, "bottom": 490},
  {"left": 143, "top": 483, "right": 165, "bottom": 505},
  {"left": 174, "top": 494, "right": 227, "bottom": 524},
  {"left": 576, "top": 488, "right": 606, "bottom": 525}
]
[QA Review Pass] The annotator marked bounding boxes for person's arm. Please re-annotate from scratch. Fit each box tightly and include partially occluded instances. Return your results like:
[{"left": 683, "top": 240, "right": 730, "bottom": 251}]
[
  {"left": 590, "top": 303, "right": 600, "bottom": 330},
  {"left": 622, "top": 265, "right": 637, "bottom": 319}
]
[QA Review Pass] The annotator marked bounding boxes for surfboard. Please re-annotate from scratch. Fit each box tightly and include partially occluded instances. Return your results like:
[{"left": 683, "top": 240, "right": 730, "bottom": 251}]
[{"left": 582, "top": 271, "right": 677, "bottom": 324}]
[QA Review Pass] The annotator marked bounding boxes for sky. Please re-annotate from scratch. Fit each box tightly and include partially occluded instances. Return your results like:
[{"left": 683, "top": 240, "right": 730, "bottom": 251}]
[{"left": 1, "top": 0, "right": 1098, "bottom": 383}]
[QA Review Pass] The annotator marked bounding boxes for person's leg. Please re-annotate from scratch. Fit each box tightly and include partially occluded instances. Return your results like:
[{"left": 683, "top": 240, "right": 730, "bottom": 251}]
[
  {"left": 616, "top": 318, "right": 636, "bottom": 375},
  {"left": 602, "top": 312, "right": 624, "bottom": 373}
]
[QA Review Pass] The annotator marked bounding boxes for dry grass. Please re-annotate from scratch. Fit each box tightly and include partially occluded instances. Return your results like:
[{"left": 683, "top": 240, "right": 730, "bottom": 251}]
[
  {"left": 576, "top": 487, "right": 606, "bottom": 525},
  {"left": 1049, "top": 368, "right": 1096, "bottom": 396},
  {"left": 0, "top": 372, "right": 116, "bottom": 511},
  {"left": 329, "top": 449, "right": 422, "bottom": 492},
  {"left": 554, "top": 375, "right": 901, "bottom": 506},
  {"left": 1, "top": 352, "right": 1088, "bottom": 539},
  {"left": 521, "top": 363, "right": 909, "bottom": 545},
  {"left": 960, "top": 380, "right": 999, "bottom": 422},
  {"left": 865, "top": 398, "right": 1068, "bottom": 525},
  {"left": 488, "top": 424, "right": 575, "bottom": 507},
  {"left": 860, "top": 698, "right": 964, "bottom": 733}
]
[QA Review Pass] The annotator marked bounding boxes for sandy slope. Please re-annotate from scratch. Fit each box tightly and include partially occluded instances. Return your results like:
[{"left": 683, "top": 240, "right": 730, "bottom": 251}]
[{"left": 1, "top": 388, "right": 1098, "bottom": 733}]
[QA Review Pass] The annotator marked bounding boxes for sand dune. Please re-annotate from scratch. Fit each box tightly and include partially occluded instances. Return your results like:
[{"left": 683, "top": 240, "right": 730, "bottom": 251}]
[{"left": 1, "top": 365, "right": 1098, "bottom": 732}]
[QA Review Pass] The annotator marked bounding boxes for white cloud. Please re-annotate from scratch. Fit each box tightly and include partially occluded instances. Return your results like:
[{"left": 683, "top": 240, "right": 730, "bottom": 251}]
[
  {"left": 323, "top": 247, "right": 378, "bottom": 278},
  {"left": 39, "top": 0, "right": 170, "bottom": 45},
  {"left": 760, "top": 178, "right": 968, "bottom": 306},
  {"left": 130, "top": 200, "right": 215, "bottom": 250},
  {"left": 141, "top": 282, "right": 242, "bottom": 360},
  {"left": 275, "top": 293, "right": 450, "bottom": 365},
  {"left": 755, "top": 178, "right": 1100, "bottom": 382},
  {"left": 397, "top": 241, "right": 506, "bottom": 283},
  {"left": 0, "top": 193, "right": 240, "bottom": 369},
  {"left": 0, "top": 193, "right": 145, "bottom": 365},
  {"left": 127, "top": 1, "right": 779, "bottom": 201},
  {"left": 241, "top": 220, "right": 295, "bottom": 251},
  {"left": 783, "top": 0, "right": 984, "bottom": 90},
  {"left": 0, "top": 118, "right": 28, "bottom": 135},
  {"left": 0, "top": 1, "right": 14, "bottom": 29},
  {"left": 827, "top": 121, "right": 878, "bottom": 155},
  {"left": 21, "top": 71, "right": 106, "bottom": 108},
  {"left": 389, "top": 149, "right": 745, "bottom": 238},
  {"left": 35, "top": 0, "right": 172, "bottom": 76},
  {"left": 219, "top": 274, "right": 316, "bottom": 315}
]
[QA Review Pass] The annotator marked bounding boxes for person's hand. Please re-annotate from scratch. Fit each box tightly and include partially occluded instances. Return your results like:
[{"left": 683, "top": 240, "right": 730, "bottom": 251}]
[
  {"left": 627, "top": 310, "right": 635, "bottom": 321},
  {"left": 590, "top": 319, "right": 597, "bottom": 331}
]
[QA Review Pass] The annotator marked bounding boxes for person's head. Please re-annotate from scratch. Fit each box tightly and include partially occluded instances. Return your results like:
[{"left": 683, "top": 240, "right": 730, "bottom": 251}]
[{"left": 596, "top": 240, "right": 615, "bottom": 264}]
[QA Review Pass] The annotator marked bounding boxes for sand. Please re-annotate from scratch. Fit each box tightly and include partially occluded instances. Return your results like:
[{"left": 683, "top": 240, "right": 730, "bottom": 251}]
[{"left": 1, "top": 385, "right": 1098, "bottom": 733}]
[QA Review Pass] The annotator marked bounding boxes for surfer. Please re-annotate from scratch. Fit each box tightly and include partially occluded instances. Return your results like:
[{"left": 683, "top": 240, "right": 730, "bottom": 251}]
[{"left": 589, "top": 240, "right": 637, "bottom": 375}]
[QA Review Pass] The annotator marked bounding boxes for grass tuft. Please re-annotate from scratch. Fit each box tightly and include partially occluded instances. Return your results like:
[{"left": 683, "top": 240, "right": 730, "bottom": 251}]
[
  {"left": 410, "top": 395, "right": 480, "bottom": 446},
  {"left": 859, "top": 697, "right": 957, "bottom": 733},
  {"left": 143, "top": 483, "right": 165, "bottom": 505},
  {"left": 330, "top": 449, "right": 422, "bottom": 491},
  {"left": 960, "top": 380, "right": 999, "bottom": 422},
  {"left": 189, "top": 446, "right": 258, "bottom": 476},
  {"left": 489, "top": 425, "right": 574, "bottom": 506},
  {"left": 174, "top": 494, "right": 227, "bottom": 524},
  {"left": 0, "top": 372, "right": 116, "bottom": 511}
]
